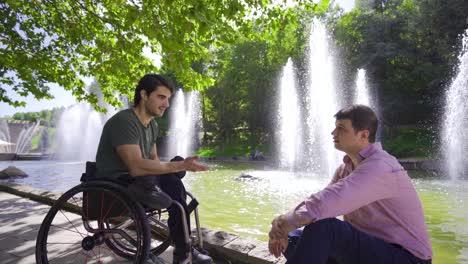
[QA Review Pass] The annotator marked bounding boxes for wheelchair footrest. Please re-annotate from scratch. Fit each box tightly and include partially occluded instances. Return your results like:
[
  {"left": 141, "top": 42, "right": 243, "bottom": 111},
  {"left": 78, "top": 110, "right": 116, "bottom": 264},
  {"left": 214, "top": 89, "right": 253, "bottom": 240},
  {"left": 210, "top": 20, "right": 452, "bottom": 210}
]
[{"left": 187, "top": 198, "right": 199, "bottom": 214}]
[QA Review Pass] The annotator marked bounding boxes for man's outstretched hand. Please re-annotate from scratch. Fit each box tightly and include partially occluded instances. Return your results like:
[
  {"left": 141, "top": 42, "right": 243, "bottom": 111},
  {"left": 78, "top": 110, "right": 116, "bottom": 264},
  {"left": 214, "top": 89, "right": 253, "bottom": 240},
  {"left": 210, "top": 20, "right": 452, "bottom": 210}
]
[{"left": 183, "top": 156, "right": 210, "bottom": 172}]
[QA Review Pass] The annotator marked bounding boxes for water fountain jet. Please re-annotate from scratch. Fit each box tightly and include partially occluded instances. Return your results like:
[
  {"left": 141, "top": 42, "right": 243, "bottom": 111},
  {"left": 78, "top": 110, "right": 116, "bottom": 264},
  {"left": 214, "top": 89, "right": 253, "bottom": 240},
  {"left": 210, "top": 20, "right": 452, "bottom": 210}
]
[
  {"left": 0, "top": 120, "right": 40, "bottom": 157},
  {"left": 166, "top": 90, "right": 202, "bottom": 158},
  {"left": 54, "top": 102, "right": 116, "bottom": 161},
  {"left": 442, "top": 31, "right": 468, "bottom": 180},
  {"left": 276, "top": 58, "right": 303, "bottom": 170},
  {"left": 354, "top": 68, "right": 371, "bottom": 106},
  {"left": 305, "top": 18, "right": 343, "bottom": 177}
]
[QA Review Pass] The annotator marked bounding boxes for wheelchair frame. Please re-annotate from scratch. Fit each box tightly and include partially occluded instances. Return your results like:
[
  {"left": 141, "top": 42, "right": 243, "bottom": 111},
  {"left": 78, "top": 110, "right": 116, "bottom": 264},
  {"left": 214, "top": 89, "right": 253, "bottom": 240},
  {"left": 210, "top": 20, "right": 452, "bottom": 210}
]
[{"left": 35, "top": 164, "right": 205, "bottom": 264}]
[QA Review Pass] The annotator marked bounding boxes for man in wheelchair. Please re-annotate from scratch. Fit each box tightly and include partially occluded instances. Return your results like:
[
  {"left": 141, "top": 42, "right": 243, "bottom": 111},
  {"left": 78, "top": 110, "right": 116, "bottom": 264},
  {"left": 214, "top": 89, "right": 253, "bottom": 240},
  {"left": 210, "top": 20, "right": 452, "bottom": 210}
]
[{"left": 95, "top": 73, "right": 213, "bottom": 264}]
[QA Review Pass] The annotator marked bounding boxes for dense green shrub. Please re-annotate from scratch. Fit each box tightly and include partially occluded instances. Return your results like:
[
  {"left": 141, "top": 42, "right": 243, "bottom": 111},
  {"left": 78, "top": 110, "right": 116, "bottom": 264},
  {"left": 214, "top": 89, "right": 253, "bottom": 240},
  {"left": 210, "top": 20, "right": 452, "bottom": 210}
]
[{"left": 382, "top": 126, "right": 437, "bottom": 158}]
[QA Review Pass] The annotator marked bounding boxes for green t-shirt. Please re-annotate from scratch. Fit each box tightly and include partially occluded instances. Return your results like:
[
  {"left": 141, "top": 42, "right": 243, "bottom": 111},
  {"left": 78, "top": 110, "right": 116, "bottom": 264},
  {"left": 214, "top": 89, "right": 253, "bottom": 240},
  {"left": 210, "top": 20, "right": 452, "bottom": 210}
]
[{"left": 95, "top": 109, "right": 158, "bottom": 178}]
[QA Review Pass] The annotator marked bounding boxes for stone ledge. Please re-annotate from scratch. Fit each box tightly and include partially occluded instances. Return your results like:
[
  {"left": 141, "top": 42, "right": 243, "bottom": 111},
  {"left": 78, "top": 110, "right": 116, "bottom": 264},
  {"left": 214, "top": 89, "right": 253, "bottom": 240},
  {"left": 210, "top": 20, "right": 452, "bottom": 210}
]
[
  {"left": 0, "top": 182, "right": 63, "bottom": 207},
  {"left": 0, "top": 181, "right": 285, "bottom": 264}
]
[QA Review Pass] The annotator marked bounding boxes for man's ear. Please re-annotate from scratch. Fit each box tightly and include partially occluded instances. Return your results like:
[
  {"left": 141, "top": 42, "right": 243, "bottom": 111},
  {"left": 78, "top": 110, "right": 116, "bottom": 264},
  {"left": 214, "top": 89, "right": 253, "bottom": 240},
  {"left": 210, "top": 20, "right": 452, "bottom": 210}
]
[
  {"left": 360, "top": 130, "right": 370, "bottom": 141},
  {"left": 140, "top": 90, "right": 148, "bottom": 100}
]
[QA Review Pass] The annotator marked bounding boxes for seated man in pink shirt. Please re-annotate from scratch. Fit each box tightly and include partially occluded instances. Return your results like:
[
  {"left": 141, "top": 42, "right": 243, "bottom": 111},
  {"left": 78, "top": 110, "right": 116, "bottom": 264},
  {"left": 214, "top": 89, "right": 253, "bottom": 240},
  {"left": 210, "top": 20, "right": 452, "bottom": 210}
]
[{"left": 268, "top": 105, "right": 432, "bottom": 264}]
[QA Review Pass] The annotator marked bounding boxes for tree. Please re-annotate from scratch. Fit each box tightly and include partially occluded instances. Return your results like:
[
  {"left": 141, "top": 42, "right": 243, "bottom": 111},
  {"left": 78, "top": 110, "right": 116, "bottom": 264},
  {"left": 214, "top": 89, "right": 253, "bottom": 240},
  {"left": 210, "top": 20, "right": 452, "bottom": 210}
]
[
  {"left": 201, "top": 3, "right": 330, "bottom": 146},
  {"left": 333, "top": 0, "right": 468, "bottom": 126},
  {"left": 11, "top": 107, "right": 64, "bottom": 127},
  {"left": 1, "top": 0, "right": 324, "bottom": 111}
]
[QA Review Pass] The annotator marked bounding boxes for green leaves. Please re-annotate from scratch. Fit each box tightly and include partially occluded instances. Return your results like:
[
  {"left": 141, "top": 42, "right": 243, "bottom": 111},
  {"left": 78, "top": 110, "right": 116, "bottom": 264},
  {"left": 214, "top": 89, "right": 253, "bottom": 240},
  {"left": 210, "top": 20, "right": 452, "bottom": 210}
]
[{"left": 1, "top": 0, "right": 331, "bottom": 111}]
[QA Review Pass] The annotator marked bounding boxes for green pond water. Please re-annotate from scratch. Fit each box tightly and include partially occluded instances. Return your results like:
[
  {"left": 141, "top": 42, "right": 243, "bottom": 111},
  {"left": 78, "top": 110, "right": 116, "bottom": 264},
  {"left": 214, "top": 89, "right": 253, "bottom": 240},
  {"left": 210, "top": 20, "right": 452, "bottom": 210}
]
[
  {"left": 183, "top": 162, "right": 468, "bottom": 264},
  {"left": 1, "top": 160, "right": 467, "bottom": 263}
]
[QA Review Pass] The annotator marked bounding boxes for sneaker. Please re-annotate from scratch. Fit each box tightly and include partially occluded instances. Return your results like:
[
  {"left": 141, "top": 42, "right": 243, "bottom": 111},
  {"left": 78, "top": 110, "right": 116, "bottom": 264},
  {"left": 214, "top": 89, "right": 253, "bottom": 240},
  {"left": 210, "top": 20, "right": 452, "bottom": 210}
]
[
  {"left": 128, "top": 184, "right": 172, "bottom": 209},
  {"left": 192, "top": 248, "right": 213, "bottom": 264},
  {"left": 173, "top": 248, "right": 213, "bottom": 264}
]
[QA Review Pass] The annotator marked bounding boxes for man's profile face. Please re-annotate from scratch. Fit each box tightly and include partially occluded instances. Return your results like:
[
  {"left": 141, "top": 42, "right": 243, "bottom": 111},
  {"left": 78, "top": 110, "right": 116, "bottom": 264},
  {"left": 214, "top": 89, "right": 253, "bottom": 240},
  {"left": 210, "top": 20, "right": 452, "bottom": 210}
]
[
  {"left": 331, "top": 119, "right": 367, "bottom": 153},
  {"left": 143, "top": 85, "right": 172, "bottom": 117}
]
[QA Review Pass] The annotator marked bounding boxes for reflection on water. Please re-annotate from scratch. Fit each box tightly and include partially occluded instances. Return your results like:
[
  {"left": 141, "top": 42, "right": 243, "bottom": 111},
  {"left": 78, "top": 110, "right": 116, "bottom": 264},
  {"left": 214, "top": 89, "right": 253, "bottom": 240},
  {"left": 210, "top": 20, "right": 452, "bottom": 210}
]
[
  {"left": 0, "top": 160, "right": 84, "bottom": 192},
  {"left": 0, "top": 161, "right": 467, "bottom": 264},
  {"left": 184, "top": 167, "right": 331, "bottom": 240},
  {"left": 414, "top": 179, "right": 468, "bottom": 264}
]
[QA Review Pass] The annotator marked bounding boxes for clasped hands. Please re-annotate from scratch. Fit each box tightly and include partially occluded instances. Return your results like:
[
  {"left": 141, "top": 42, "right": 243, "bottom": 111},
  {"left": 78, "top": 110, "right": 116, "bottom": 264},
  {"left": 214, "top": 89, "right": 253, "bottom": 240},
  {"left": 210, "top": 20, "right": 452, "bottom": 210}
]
[{"left": 268, "top": 214, "right": 296, "bottom": 258}]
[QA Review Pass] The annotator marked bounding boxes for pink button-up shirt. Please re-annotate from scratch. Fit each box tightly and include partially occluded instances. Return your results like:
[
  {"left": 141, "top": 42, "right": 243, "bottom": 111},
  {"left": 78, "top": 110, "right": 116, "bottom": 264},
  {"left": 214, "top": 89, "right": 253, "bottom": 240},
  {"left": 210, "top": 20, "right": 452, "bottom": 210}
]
[{"left": 285, "top": 143, "right": 433, "bottom": 260}]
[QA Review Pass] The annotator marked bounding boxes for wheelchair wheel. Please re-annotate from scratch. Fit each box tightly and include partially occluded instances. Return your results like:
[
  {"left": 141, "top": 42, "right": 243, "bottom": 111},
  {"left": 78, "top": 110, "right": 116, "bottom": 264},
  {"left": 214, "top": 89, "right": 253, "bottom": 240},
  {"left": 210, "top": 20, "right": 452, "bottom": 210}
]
[
  {"left": 104, "top": 209, "right": 172, "bottom": 259},
  {"left": 35, "top": 181, "right": 150, "bottom": 263}
]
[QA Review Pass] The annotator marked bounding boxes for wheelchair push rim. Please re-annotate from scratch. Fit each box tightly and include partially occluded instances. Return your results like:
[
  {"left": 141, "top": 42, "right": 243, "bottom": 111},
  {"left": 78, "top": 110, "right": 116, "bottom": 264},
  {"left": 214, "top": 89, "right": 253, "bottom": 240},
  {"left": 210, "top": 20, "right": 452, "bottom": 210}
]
[{"left": 35, "top": 182, "right": 151, "bottom": 263}]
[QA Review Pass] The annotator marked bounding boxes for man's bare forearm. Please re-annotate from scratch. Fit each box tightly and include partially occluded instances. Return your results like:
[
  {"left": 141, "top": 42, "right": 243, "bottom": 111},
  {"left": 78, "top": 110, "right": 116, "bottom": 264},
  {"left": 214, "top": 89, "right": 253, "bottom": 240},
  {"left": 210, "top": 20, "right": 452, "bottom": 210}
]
[{"left": 129, "top": 159, "right": 185, "bottom": 177}]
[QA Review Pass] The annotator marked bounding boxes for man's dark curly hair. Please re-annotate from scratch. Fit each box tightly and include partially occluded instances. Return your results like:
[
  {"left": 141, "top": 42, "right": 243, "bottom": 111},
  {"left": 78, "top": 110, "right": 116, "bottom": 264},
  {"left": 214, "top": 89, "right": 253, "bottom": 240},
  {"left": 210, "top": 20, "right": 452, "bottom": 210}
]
[{"left": 133, "top": 73, "right": 174, "bottom": 107}]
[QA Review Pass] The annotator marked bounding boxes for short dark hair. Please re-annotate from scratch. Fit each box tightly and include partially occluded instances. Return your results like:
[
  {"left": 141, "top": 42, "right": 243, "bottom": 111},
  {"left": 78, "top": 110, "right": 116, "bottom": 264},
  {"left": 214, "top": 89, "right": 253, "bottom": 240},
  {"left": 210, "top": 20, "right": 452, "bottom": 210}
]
[
  {"left": 334, "top": 105, "right": 378, "bottom": 143},
  {"left": 133, "top": 73, "right": 174, "bottom": 107}
]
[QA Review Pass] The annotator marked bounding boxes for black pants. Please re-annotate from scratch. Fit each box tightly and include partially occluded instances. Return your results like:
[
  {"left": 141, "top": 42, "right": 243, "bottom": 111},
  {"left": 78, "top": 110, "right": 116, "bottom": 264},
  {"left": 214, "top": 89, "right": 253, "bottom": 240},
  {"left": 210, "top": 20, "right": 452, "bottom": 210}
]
[
  {"left": 284, "top": 218, "right": 432, "bottom": 264},
  {"left": 135, "top": 174, "right": 190, "bottom": 254}
]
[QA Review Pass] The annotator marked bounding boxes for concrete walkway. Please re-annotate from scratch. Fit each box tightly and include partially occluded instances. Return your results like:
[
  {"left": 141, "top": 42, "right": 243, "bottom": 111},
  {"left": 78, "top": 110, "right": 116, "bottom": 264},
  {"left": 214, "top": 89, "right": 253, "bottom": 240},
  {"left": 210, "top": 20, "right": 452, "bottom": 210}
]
[
  {"left": 0, "top": 191, "right": 49, "bottom": 263},
  {"left": 0, "top": 191, "right": 176, "bottom": 263}
]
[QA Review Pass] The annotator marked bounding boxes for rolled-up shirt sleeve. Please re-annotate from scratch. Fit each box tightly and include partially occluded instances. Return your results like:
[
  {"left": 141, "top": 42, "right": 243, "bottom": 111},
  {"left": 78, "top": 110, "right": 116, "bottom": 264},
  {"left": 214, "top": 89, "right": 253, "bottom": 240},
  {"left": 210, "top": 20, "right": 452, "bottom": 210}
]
[{"left": 285, "top": 159, "right": 397, "bottom": 228}]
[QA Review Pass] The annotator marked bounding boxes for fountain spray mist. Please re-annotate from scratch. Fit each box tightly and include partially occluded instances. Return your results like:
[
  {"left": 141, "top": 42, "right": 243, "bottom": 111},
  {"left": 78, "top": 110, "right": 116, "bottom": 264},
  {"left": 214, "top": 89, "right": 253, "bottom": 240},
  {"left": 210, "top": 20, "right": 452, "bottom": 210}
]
[
  {"left": 355, "top": 69, "right": 371, "bottom": 106},
  {"left": 442, "top": 31, "right": 468, "bottom": 180},
  {"left": 305, "top": 18, "right": 342, "bottom": 177},
  {"left": 276, "top": 58, "right": 303, "bottom": 170},
  {"left": 167, "top": 90, "right": 202, "bottom": 158}
]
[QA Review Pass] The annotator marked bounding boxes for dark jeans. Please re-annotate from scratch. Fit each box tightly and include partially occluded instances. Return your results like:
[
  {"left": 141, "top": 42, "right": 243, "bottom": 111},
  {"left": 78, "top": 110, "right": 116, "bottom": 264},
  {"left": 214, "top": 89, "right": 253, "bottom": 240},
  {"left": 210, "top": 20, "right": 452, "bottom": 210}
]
[
  {"left": 135, "top": 174, "right": 191, "bottom": 254},
  {"left": 284, "top": 218, "right": 431, "bottom": 264}
]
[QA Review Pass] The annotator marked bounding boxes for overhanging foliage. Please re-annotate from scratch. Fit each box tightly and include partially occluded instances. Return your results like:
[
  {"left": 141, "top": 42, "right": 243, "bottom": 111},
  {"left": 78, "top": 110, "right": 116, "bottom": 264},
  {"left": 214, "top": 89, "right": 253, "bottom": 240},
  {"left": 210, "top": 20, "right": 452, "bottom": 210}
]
[{"left": 0, "top": 0, "right": 327, "bottom": 111}]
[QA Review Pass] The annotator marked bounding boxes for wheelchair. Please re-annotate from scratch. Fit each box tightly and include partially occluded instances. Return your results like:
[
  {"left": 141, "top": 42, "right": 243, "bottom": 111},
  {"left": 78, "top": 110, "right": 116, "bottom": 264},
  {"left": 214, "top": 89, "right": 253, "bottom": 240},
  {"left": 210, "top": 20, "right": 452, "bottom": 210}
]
[{"left": 35, "top": 161, "right": 205, "bottom": 263}]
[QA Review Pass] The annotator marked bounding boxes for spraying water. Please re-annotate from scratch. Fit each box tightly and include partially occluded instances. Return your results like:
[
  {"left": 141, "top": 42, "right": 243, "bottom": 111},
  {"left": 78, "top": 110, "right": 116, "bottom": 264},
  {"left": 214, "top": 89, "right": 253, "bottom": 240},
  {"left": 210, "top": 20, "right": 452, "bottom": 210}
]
[
  {"left": 0, "top": 121, "right": 12, "bottom": 153},
  {"left": 305, "top": 19, "right": 342, "bottom": 177},
  {"left": 54, "top": 102, "right": 116, "bottom": 161},
  {"left": 15, "top": 121, "right": 40, "bottom": 153},
  {"left": 276, "top": 58, "right": 303, "bottom": 170},
  {"left": 442, "top": 31, "right": 468, "bottom": 180},
  {"left": 353, "top": 68, "right": 383, "bottom": 141},
  {"left": 355, "top": 68, "right": 371, "bottom": 106},
  {"left": 166, "top": 90, "right": 202, "bottom": 158},
  {"left": 54, "top": 80, "right": 123, "bottom": 161},
  {"left": 0, "top": 120, "right": 40, "bottom": 154}
]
